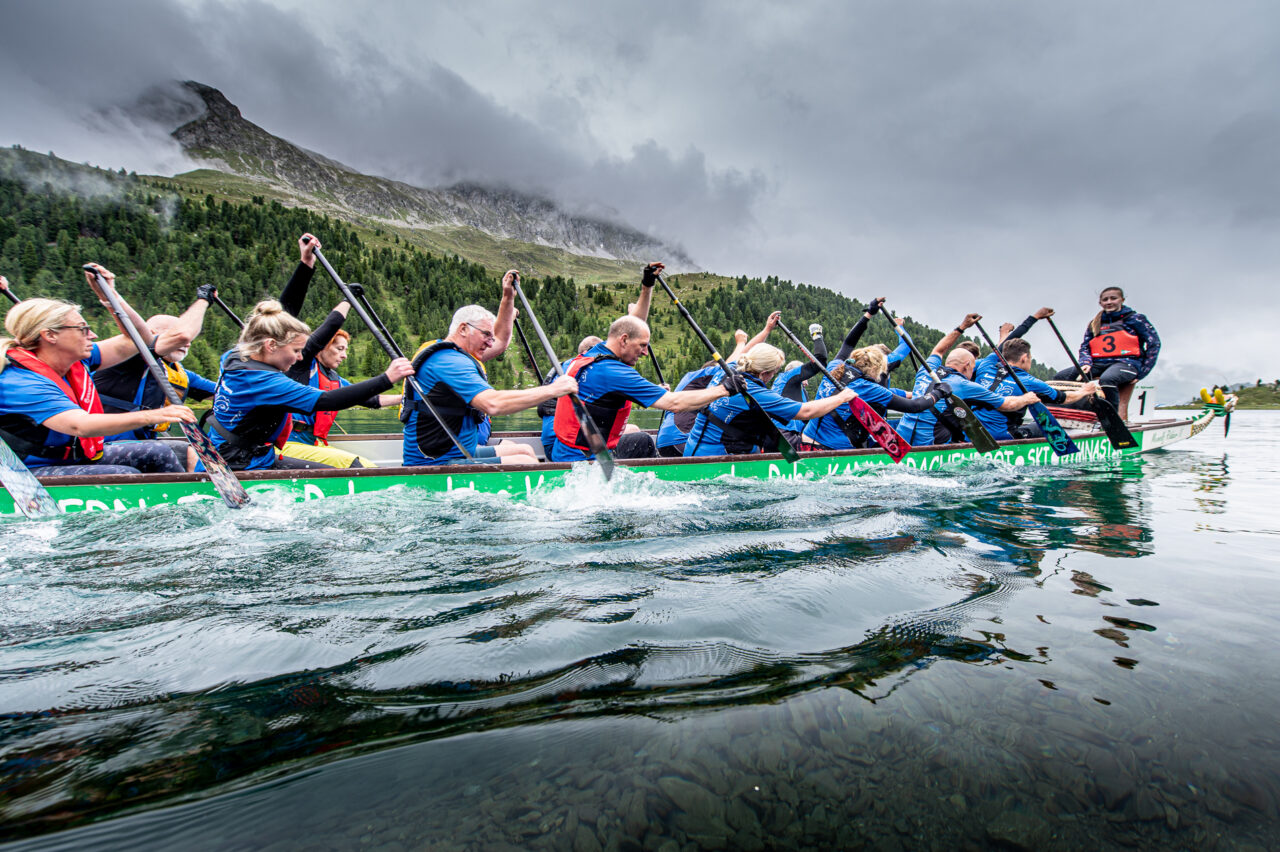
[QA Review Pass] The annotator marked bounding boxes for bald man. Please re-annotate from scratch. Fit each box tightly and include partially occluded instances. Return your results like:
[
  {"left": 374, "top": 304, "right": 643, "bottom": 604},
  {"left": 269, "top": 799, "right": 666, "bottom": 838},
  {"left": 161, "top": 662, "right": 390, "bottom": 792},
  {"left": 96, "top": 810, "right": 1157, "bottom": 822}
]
[
  {"left": 894, "top": 313, "right": 1038, "bottom": 446},
  {"left": 551, "top": 315, "right": 730, "bottom": 462},
  {"left": 93, "top": 287, "right": 218, "bottom": 445}
]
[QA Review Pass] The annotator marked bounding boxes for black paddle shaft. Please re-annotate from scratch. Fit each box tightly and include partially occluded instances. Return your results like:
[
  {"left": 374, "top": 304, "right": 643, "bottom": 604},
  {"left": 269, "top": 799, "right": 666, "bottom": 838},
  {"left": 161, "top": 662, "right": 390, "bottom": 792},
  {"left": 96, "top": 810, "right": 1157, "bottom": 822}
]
[
  {"left": 647, "top": 348, "right": 666, "bottom": 386},
  {"left": 971, "top": 321, "right": 1036, "bottom": 396},
  {"left": 306, "top": 242, "right": 473, "bottom": 460},
  {"left": 513, "top": 318, "right": 545, "bottom": 385},
  {"left": 0, "top": 286, "right": 19, "bottom": 306},
  {"left": 654, "top": 273, "right": 798, "bottom": 462},
  {"left": 1045, "top": 316, "right": 1087, "bottom": 381},
  {"left": 775, "top": 320, "right": 844, "bottom": 391},
  {"left": 509, "top": 277, "right": 615, "bottom": 478},
  {"left": 210, "top": 294, "right": 244, "bottom": 329}
]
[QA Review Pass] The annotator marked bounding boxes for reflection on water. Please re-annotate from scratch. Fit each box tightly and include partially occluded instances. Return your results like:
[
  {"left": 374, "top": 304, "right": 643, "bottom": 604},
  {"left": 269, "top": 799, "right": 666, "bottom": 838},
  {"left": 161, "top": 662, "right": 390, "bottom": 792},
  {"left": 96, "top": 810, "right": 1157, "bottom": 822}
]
[{"left": 2, "top": 414, "right": 1279, "bottom": 849}]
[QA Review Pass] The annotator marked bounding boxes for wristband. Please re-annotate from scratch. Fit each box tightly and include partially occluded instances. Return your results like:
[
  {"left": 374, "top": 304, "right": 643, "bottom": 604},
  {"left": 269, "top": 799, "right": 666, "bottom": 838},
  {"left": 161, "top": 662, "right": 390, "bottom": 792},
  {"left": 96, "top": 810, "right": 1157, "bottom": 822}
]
[{"left": 954, "top": 327, "right": 964, "bottom": 334}]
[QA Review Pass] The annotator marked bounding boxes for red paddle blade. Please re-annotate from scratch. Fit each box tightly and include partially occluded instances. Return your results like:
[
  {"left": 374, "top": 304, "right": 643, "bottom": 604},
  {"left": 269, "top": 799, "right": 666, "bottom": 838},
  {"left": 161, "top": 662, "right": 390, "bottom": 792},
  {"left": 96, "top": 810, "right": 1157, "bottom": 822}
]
[{"left": 849, "top": 397, "right": 911, "bottom": 463}]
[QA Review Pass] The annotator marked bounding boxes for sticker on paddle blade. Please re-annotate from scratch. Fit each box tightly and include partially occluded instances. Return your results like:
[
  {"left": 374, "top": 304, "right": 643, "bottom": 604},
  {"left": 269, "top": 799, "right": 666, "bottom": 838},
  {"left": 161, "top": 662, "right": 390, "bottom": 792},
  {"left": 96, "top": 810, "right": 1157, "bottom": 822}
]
[
  {"left": 179, "top": 422, "right": 251, "bottom": 508},
  {"left": 1030, "top": 403, "right": 1079, "bottom": 457},
  {"left": 850, "top": 397, "right": 911, "bottom": 462}
]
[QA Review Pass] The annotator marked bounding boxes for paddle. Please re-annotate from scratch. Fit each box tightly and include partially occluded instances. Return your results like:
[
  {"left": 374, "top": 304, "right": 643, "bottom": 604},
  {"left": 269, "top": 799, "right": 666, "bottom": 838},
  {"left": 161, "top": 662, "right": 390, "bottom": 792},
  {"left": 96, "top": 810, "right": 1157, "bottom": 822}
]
[
  {"left": 0, "top": 435, "right": 60, "bottom": 518},
  {"left": 1044, "top": 316, "right": 1137, "bottom": 450},
  {"left": 0, "top": 284, "right": 20, "bottom": 305},
  {"left": 210, "top": 293, "right": 244, "bottom": 329},
  {"left": 775, "top": 320, "right": 911, "bottom": 462},
  {"left": 84, "top": 266, "right": 250, "bottom": 508},
  {"left": 654, "top": 274, "right": 799, "bottom": 462},
  {"left": 303, "top": 240, "right": 473, "bottom": 461},
  {"left": 972, "top": 321, "right": 1078, "bottom": 457},
  {"left": 879, "top": 306, "right": 1001, "bottom": 453},
  {"left": 647, "top": 348, "right": 666, "bottom": 387},
  {"left": 512, "top": 318, "right": 545, "bottom": 385},
  {"left": 510, "top": 275, "right": 615, "bottom": 479}
]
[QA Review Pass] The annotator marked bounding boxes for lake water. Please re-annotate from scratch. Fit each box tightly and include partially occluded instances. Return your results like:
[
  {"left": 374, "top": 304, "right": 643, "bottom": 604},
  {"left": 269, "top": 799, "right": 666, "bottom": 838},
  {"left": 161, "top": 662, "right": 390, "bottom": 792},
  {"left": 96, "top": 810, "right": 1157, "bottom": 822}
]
[{"left": 1, "top": 412, "right": 1277, "bottom": 850}]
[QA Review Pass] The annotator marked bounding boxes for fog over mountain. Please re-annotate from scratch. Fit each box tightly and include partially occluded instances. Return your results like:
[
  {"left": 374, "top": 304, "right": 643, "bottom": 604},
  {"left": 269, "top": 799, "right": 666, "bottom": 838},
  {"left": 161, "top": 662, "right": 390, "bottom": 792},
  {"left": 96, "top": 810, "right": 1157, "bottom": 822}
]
[{"left": 2, "top": 0, "right": 1278, "bottom": 400}]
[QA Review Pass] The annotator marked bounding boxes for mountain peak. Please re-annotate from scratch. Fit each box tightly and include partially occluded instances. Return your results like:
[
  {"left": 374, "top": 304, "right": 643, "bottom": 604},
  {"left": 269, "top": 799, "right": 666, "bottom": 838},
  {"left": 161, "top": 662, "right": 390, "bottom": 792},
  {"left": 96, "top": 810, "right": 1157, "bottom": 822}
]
[{"left": 160, "top": 81, "right": 693, "bottom": 268}]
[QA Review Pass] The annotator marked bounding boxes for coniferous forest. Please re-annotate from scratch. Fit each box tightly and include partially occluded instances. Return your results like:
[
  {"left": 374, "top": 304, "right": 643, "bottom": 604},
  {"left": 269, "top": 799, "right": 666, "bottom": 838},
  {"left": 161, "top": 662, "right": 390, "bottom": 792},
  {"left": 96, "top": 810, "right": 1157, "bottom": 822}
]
[{"left": 0, "top": 147, "right": 1040, "bottom": 395}]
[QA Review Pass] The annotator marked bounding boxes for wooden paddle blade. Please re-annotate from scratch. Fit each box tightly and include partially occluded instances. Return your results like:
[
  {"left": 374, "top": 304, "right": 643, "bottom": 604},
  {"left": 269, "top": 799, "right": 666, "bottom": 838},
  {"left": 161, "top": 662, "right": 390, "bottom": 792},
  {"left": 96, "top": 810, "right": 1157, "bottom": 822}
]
[
  {"left": 1029, "top": 403, "right": 1079, "bottom": 457},
  {"left": 179, "top": 422, "right": 251, "bottom": 508},
  {"left": 941, "top": 394, "right": 1000, "bottom": 453},
  {"left": 849, "top": 396, "right": 911, "bottom": 463},
  {"left": 568, "top": 394, "right": 616, "bottom": 479},
  {"left": 0, "top": 437, "right": 58, "bottom": 518},
  {"left": 1088, "top": 398, "right": 1138, "bottom": 450}
]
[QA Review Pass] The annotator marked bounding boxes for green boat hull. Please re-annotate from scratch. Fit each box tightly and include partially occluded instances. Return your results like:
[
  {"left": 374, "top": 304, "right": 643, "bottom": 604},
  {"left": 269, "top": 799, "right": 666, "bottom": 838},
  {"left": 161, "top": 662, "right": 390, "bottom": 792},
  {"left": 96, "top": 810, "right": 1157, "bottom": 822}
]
[{"left": 0, "top": 409, "right": 1222, "bottom": 517}]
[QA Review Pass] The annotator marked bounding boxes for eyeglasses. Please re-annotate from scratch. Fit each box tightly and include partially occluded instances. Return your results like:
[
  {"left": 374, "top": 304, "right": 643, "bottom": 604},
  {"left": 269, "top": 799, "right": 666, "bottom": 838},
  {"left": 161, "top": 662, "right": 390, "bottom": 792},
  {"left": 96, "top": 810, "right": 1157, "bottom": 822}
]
[
  {"left": 52, "top": 324, "right": 93, "bottom": 336},
  {"left": 465, "top": 322, "right": 495, "bottom": 342}
]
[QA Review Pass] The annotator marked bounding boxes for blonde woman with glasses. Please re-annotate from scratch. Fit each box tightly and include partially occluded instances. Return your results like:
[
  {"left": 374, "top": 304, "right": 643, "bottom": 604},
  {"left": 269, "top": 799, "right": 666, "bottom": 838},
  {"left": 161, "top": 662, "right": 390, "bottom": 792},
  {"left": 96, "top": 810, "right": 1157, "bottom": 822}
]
[{"left": 0, "top": 267, "right": 192, "bottom": 475}]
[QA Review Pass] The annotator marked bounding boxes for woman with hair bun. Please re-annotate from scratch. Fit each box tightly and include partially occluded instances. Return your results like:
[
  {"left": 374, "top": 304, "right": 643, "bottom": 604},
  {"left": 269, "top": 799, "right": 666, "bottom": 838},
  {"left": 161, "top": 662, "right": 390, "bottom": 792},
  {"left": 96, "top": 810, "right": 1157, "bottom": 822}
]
[
  {"left": 683, "top": 342, "right": 858, "bottom": 457},
  {"left": 208, "top": 300, "right": 414, "bottom": 471},
  {"left": 0, "top": 268, "right": 192, "bottom": 475},
  {"left": 1056, "top": 286, "right": 1160, "bottom": 418},
  {"left": 801, "top": 346, "right": 948, "bottom": 451}
]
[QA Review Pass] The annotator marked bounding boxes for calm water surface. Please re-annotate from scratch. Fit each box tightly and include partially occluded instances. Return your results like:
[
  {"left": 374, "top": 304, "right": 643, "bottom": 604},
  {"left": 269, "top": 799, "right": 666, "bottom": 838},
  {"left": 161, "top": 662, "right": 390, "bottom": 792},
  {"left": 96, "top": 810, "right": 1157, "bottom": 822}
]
[{"left": 1, "top": 412, "right": 1277, "bottom": 850}]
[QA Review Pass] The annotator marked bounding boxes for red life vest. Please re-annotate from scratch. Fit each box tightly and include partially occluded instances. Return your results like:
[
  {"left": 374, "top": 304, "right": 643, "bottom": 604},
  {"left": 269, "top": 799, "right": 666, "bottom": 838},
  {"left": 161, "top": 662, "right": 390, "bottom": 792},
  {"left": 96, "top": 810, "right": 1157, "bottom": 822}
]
[
  {"left": 552, "top": 353, "right": 632, "bottom": 451},
  {"left": 6, "top": 348, "right": 105, "bottom": 461},
  {"left": 310, "top": 362, "right": 341, "bottom": 445},
  {"left": 1088, "top": 319, "right": 1142, "bottom": 359}
]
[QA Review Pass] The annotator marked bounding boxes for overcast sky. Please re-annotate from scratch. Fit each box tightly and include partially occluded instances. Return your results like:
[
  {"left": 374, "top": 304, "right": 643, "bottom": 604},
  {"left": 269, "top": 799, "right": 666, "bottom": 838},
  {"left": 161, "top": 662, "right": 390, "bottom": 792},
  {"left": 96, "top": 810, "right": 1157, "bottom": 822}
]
[{"left": 2, "top": 0, "right": 1277, "bottom": 400}]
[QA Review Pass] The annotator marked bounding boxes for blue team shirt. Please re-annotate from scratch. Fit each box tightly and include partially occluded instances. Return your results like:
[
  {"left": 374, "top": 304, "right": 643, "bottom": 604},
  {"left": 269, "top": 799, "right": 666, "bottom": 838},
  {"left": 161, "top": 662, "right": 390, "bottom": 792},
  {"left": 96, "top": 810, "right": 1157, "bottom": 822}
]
[
  {"left": 104, "top": 365, "right": 217, "bottom": 443},
  {"left": 895, "top": 354, "right": 1009, "bottom": 444},
  {"left": 551, "top": 342, "right": 666, "bottom": 462},
  {"left": 403, "top": 347, "right": 494, "bottom": 466},
  {"left": 210, "top": 355, "right": 325, "bottom": 470},
  {"left": 770, "top": 365, "right": 812, "bottom": 434},
  {"left": 655, "top": 364, "right": 721, "bottom": 449},
  {"left": 801, "top": 363, "right": 895, "bottom": 450},
  {"left": 683, "top": 377, "right": 801, "bottom": 457},
  {"left": 0, "top": 344, "right": 103, "bottom": 468}
]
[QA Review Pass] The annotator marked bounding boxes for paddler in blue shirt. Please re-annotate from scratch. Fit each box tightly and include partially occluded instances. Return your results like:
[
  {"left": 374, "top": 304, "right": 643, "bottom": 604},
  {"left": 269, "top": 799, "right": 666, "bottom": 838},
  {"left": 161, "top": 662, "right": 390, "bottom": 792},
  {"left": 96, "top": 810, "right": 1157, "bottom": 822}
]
[
  {"left": 0, "top": 267, "right": 193, "bottom": 476},
  {"left": 551, "top": 314, "right": 730, "bottom": 462},
  {"left": 209, "top": 301, "right": 415, "bottom": 471},
  {"left": 657, "top": 314, "right": 783, "bottom": 457},
  {"left": 403, "top": 304, "right": 578, "bottom": 466},
  {"left": 684, "top": 343, "right": 858, "bottom": 457},
  {"left": 895, "top": 313, "right": 1040, "bottom": 445},
  {"left": 801, "top": 346, "right": 950, "bottom": 451},
  {"left": 974, "top": 336, "right": 1100, "bottom": 439}
]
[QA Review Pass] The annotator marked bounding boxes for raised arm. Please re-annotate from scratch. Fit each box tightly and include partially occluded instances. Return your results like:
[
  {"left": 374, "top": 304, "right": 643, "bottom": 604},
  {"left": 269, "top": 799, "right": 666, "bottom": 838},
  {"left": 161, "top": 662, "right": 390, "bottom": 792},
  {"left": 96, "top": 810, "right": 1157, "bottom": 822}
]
[
  {"left": 629, "top": 263, "right": 663, "bottom": 322},
  {"left": 152, "top": 286, "right": 216, "bottom": 359},
  {"left": 930, "top": 313, "right": 981, "bottom": 359},
  {"left": 483, "top": 270, "right": 518, "bottom": 362},
  {"left": 280, "top": 233, "right": 320, "bottom": 318},
  {"left": 82, "top": 264, "right": 151, "bottom": 369}
]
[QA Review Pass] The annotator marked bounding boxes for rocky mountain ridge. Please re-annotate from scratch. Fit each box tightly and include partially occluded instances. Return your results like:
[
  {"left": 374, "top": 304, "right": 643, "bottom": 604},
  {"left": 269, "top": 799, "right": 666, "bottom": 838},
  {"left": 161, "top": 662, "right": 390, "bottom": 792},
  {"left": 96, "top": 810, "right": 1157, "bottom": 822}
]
[{"left": 168, "top": 82, "right": 693, "bottom": 268}]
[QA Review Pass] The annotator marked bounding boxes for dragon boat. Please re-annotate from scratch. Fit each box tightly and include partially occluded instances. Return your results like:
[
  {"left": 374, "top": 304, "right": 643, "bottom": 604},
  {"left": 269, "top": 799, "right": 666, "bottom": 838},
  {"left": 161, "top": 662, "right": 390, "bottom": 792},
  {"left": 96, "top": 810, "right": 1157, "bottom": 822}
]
[{"left": 0, "top": 398, "right": 1233, "bottom": 517}]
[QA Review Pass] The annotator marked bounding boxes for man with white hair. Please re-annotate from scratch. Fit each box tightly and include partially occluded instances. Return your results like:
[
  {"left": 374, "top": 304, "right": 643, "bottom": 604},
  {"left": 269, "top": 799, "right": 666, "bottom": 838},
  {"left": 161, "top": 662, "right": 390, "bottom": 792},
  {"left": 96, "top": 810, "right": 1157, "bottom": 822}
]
[
  {"left": 550, "top": 314, "right": 732, "bottom": 462},
  {"left": 402, "top": 298, "right": 578, "bottom": 466},
  {"left": 894, "top": 312, "right": 1040, "bottom": 446}
]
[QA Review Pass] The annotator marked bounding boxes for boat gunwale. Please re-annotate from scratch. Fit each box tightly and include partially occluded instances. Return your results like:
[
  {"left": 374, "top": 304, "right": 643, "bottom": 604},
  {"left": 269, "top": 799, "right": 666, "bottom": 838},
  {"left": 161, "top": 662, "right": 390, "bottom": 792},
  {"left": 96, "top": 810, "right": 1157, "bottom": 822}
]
[{"left": 27, "top": 416, "right": 1198, "bottom": 488}]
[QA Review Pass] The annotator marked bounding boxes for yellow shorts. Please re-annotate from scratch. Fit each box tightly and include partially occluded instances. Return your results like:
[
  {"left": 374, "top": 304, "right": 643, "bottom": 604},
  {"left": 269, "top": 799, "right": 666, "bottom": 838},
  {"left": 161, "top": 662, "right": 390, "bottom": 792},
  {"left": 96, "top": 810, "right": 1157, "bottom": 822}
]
[{"left": 280, "top": 441, "right": 377, "bottom": 469}]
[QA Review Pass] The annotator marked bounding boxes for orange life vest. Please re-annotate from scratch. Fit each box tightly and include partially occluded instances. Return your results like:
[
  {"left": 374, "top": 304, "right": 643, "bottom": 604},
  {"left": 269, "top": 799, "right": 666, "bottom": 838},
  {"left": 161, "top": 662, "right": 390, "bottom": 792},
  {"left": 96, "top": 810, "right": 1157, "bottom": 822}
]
[{"left": 1088, "top": 320, "right": 1142, "bottom": 359}]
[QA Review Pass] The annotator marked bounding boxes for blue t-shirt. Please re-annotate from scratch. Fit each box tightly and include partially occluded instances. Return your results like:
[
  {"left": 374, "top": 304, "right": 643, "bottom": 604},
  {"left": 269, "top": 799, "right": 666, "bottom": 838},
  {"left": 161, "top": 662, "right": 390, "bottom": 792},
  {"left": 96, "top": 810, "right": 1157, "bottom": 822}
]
[
  {"left": 103, "top": 365, "right": 218, "bottom": 443},
  {"left": 551, "top": 342, "right": 666, "bottom": 462},
  {"left": 403, "top": 346, "right": 494, "bottom": 466},
  {"left": 887, "top": 338, "right": 911, "bottom": 369},
  {"left": 801, "top": 366, "right": 894, "bottom": 450},
  {"left": 655, "top": 364, "right": 720, "bottom": 449},
  {"left": 770, "top": 364, "right": 813, "bottom": 434},
  {"left": 0, "top": 344, "right": 103, "bottom": 468},
  {"left": 683, "top": 376, "right": 801, "bottom": 457},
  {"left": 210, "top": 357, "right": 325, "bottom": 470},
  {"left": 895, "top": 354, "right": 1009, "bottom": 444}
]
